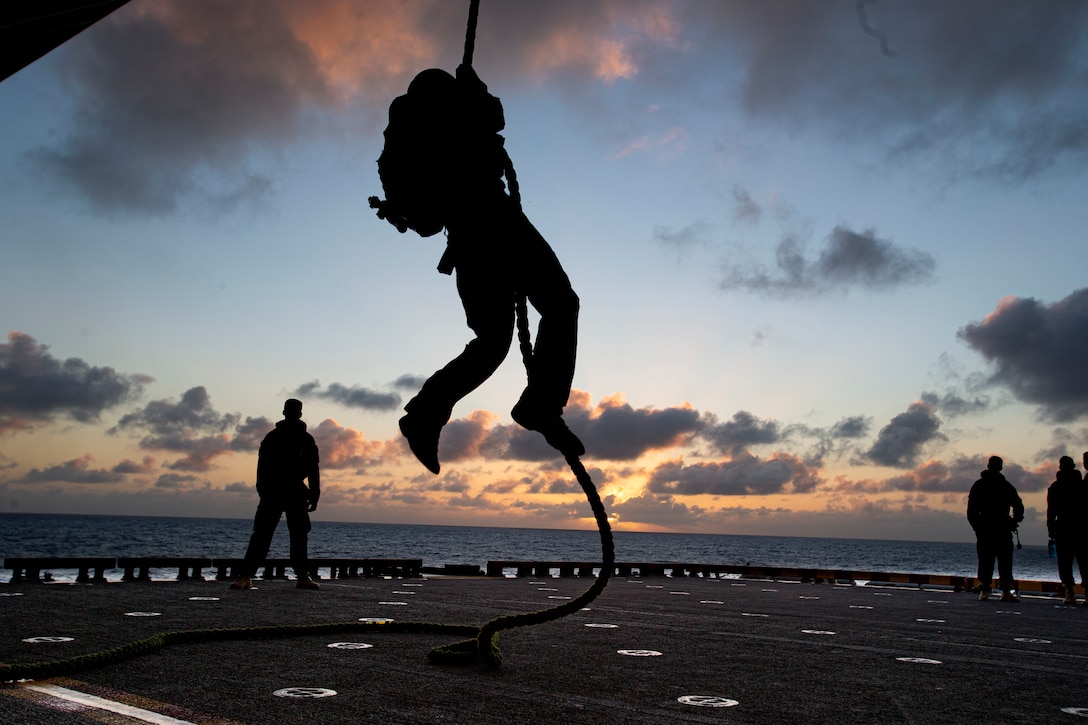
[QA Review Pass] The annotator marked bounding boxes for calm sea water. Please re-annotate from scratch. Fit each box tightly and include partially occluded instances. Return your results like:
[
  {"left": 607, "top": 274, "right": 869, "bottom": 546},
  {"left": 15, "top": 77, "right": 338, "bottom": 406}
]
[{"left": 0, "top": 513, "right": 1059, "bottom": 583}]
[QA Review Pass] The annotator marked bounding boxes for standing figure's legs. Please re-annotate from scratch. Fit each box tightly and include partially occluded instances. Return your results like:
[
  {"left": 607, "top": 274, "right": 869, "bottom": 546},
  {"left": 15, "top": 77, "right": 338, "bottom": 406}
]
[
  {"left": 1057, "top": 537, "right": 1077, "bottom": 599},
  {"left": 1074, "top": 534, "right": 1088, "bottom": 602},
  {"left": 284, "top": 493, "right": 315, "bottom": 588},
  {"left": 995, "top": 534, "right": 1016, "bottom": 600},
  {"left": 234, "top": 500, "right": 283, "bottom": 586},
  {"left": 976, "top": 537, "right": 995, "bottom": 598}
]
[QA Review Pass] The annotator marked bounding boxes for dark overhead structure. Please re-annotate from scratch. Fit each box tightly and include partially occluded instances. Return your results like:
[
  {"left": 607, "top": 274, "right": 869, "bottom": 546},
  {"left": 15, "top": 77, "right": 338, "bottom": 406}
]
[{"left": 1, "top": 0, "right": 133, "bottom": 83}]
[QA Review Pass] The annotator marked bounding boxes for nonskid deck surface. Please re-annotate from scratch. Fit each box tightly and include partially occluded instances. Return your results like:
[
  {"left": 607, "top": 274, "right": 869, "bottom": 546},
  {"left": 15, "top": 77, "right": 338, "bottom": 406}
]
[{"left": 2, "top": 576, "right": 1086, "bottom": 724}]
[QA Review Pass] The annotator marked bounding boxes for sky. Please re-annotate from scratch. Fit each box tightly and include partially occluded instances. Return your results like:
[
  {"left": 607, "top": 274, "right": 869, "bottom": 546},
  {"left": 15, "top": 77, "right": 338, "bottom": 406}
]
[{"left": 3, "top": 0, "right": 1088, "bottom": 545}]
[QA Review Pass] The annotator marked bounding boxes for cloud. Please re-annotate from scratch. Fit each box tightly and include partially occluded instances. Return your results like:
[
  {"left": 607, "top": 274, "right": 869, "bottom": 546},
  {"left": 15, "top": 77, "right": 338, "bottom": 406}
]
[
  {"left": 830, "top": 416, "right": 870, "bottom": 439},
  {"left": 114, "top": 386, "right": 237, "bottom": 435},
  {"left": 652, "top": 222, "right": 711, "bottom": 254},
  {"left": 919, "top": 390, "right": 992, "bottom": 419},
  {"left": 609, "top": 492, "right": 714, "bottom": 528},
  {"left": 30, "top": 0, "right": 681, "bottom": 215},
  {"left": 310, "top": 418, "right": 392, "bottom": 469},
  {"left": 154, "top": 472, "right": 201, "bottom": 489},
  {"left": 864, "top": 400, "right": 944, "bottom": 468},
  {"left": 957, "top": 289, "right": 1088, "bottom": 422},
  {"left": 647, "top": 450, "right": 822, "bottom": 496},
  {"left": 16, "top": 455, "right": 125, "bottom": 484},
  {"left": 393, "top": 374, "right": 428, "bottom": 391},
  {"left": 731, "top": 186, "right": 763, "bottom": 224},
  {"left": 293, "top": 380, "right": 401, "bottom": 411},
  {"left": 700, "top": 410, "right": 781, "bottom": 455},
  {"left": 0, "top": 331, "right": 152, "bottom": 433},
  {"left": 685, "top": 2, "right": 1088, "bottom": 183},
  {"left": 112, "top": 386, "right": 264, "bottom": 470},
  {"left": 575, "top": 394, "right": 701, "bottom": 461},
  {"left": 833, "top": 455, "right": 1050, "bottom": 495},
  {"left": 720, "top": 225, "right": 936, "bottom": 297},
  {"left": 31, "top": 0, "right": 444, "bottom": 215},
  {"left": 26, "top": 1, "right": 1088, "bottom": 218}
]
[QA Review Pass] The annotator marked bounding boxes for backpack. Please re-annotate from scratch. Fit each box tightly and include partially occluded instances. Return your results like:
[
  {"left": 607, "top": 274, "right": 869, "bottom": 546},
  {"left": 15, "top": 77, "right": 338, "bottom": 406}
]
[{"left": 370, "top": 67, "right": 509, "bottom": 238}]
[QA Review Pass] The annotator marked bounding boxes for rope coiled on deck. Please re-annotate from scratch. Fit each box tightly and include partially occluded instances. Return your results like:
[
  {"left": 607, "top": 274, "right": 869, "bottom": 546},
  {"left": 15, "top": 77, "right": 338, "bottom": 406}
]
[{"left": 1, "top": 455, "right": 612, "bottom": 680}]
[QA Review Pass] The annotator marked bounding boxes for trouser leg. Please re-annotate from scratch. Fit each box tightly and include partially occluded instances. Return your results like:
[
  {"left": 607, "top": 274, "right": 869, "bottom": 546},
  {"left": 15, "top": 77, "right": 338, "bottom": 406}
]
[
  {"left": 285, "top": 503, "right": 312, "bottom": 579},
  {"left": 1057, "top": 538, "right": 1076, "bottom": 591},
  {"left": 407, "top": 250, "right": 514, "bottom": 421},
  {"left": 1074, "top": 536, "right": 1088, "bottom": 590},
  {"left": 995, "top": 536, "right": 1015, "bottom": 591},
  {"left": 976, "top": 539, "right": 994, "bottom": 590},
  {"left": 515, "top": 212, "right": 579, "bottom": 412},
  {"left": 242, "top": 500, "right": 282, "bottom": 577}
]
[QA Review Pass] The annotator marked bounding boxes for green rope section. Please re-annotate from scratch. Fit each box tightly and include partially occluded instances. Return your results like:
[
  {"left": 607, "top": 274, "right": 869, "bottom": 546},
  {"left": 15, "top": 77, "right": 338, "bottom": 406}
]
[{"left": 1, "top": 455, "right": 613, "bottom": 680}]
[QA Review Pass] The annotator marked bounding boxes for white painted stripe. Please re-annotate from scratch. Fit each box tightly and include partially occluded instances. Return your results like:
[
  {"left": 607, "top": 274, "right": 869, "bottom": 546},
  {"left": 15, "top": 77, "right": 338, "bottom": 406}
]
[{"left": 22, "top": 684, "right": 196, "bottom": 725}]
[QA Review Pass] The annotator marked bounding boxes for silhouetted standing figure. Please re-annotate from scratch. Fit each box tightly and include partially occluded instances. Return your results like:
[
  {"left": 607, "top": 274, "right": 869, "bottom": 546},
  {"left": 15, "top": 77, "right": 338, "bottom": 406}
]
[
  {"left": 1048, "top": 455, "right": 1088, "bottom": 604},
  {"left": 374, "top": 64, "right": 583, "bottom": 474},
  {"left": 231, "top": 399, "right": 321, "bottom": 590},
  {"left": 967, "top": 455, "right": 1024, "bottom": 602}
]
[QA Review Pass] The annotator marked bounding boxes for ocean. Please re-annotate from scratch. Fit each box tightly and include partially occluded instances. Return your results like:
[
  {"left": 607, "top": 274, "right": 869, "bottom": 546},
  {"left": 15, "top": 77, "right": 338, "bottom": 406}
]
[{"left": 0, "top": 512, "right": 1060, "bottom": 584}]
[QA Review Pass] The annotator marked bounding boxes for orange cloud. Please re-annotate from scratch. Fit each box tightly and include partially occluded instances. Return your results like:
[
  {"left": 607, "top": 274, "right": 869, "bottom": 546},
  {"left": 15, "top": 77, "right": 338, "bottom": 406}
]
[
  {"left": 311, "top": 418, "right": 390, "bottom": 469},
  {"left": 523, "top": 4, "right": 680, "bottom": 83}
]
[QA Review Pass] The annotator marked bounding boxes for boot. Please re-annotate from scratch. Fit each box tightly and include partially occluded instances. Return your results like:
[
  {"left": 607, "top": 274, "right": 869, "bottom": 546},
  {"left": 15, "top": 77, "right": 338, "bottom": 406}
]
[
  {"left": 229, "top": 575, "right": 252, "bottom": 590},
  {"left": 296, "top": 575, "right": 320, "bottom": 590}
]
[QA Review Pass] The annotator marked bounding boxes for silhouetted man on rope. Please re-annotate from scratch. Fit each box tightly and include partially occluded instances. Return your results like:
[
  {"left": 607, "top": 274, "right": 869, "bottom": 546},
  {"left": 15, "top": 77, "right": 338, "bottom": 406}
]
[
  {"left": 231, "top": 398, "right": 321, "bottom": 590},
  {"left": 372, "top": 64, "right": 583, "bottom": 474}
]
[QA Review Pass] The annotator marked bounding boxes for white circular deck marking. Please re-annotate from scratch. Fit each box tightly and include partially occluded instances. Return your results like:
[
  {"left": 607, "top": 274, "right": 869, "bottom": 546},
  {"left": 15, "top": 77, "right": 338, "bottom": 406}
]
[
  {"left": 701, "top": 600, "right": 724, "bottom": 604},
  {"left": 761, "top": 588, "right": 778, "bottom": 592},
  {"left": 802, "top": 629, "right": 835, "bottom": 635},
  {"left": 927, "top": 600, "right": 948, "bottom": 604},
  {"left": 873, "top": 592, "right": 892, "bottom": 596},
  {"left": 548, "top": 595, "right": 572, "bottom": 600},
  {"left": 378, "top": 601, "right": 407, "bottom": 605},
  {"left": 328, "top": 642, "right": 373, "bottom": 649},
  {"left": 402, "top": 583, "right": 423, "bottom": 586},
  {"left": 741, "top": 613, "right": 769, "bottom": 618},
  {"left": 730, "top": 583, "right": 747, "bottom": 587},
  {"left": 669, "top": 591, "right": 690, "bottom": 595},
  {"left": 916, "top": 619, "right": 945, "bottom": 623},
  {"left": 896, "top": 657, "right": 941, "bottom": 664},
  {"left": 359, "top": 617, "right": 394, "bottom": 624},
  {"left": 1061, "top": 707, "right": 1088, "bottom": 717},
  {"left": 1, "top": 592, "right": 24, "bottom": 597},
  {"left": 22, "top": 636, "right": 74, "bottom": 643},
  {"left": 618, "top": 649, "right": 662, "bottom": 657},
  {"left": 584, "top": 623, "right": 618, "bottom": 628},
  {"left": 538, "top": 587, "right": 557, "bottom": 592},
  {"left": 124, "top": 612, "right": 161, "bottom": 617},
  {"left": 1014, "top": 637, "right": 1052, "bottom": 644},
  {"left": 391, "top": 591, "right": 416, "bottom": 595},
  {"left": 645, "top": 585, "right": 663, "bottom": 589},
  {"left": 273, "top": 687, "right": 337, "bottom": 699},
  {"left": 996, "top": 610, "right": 1022, "bottom": 615},
  {"left": 850, "top": 605, "right": 874, "bottom": 609},
  {"left": 678, "top": 695, "right": 739, "bottom": 708},
  {"left": 188, "top": 596, "right": 219, "bottom": 601},
  {"left": 799, "top": 596, "right": 820, "bottom": 600}
]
